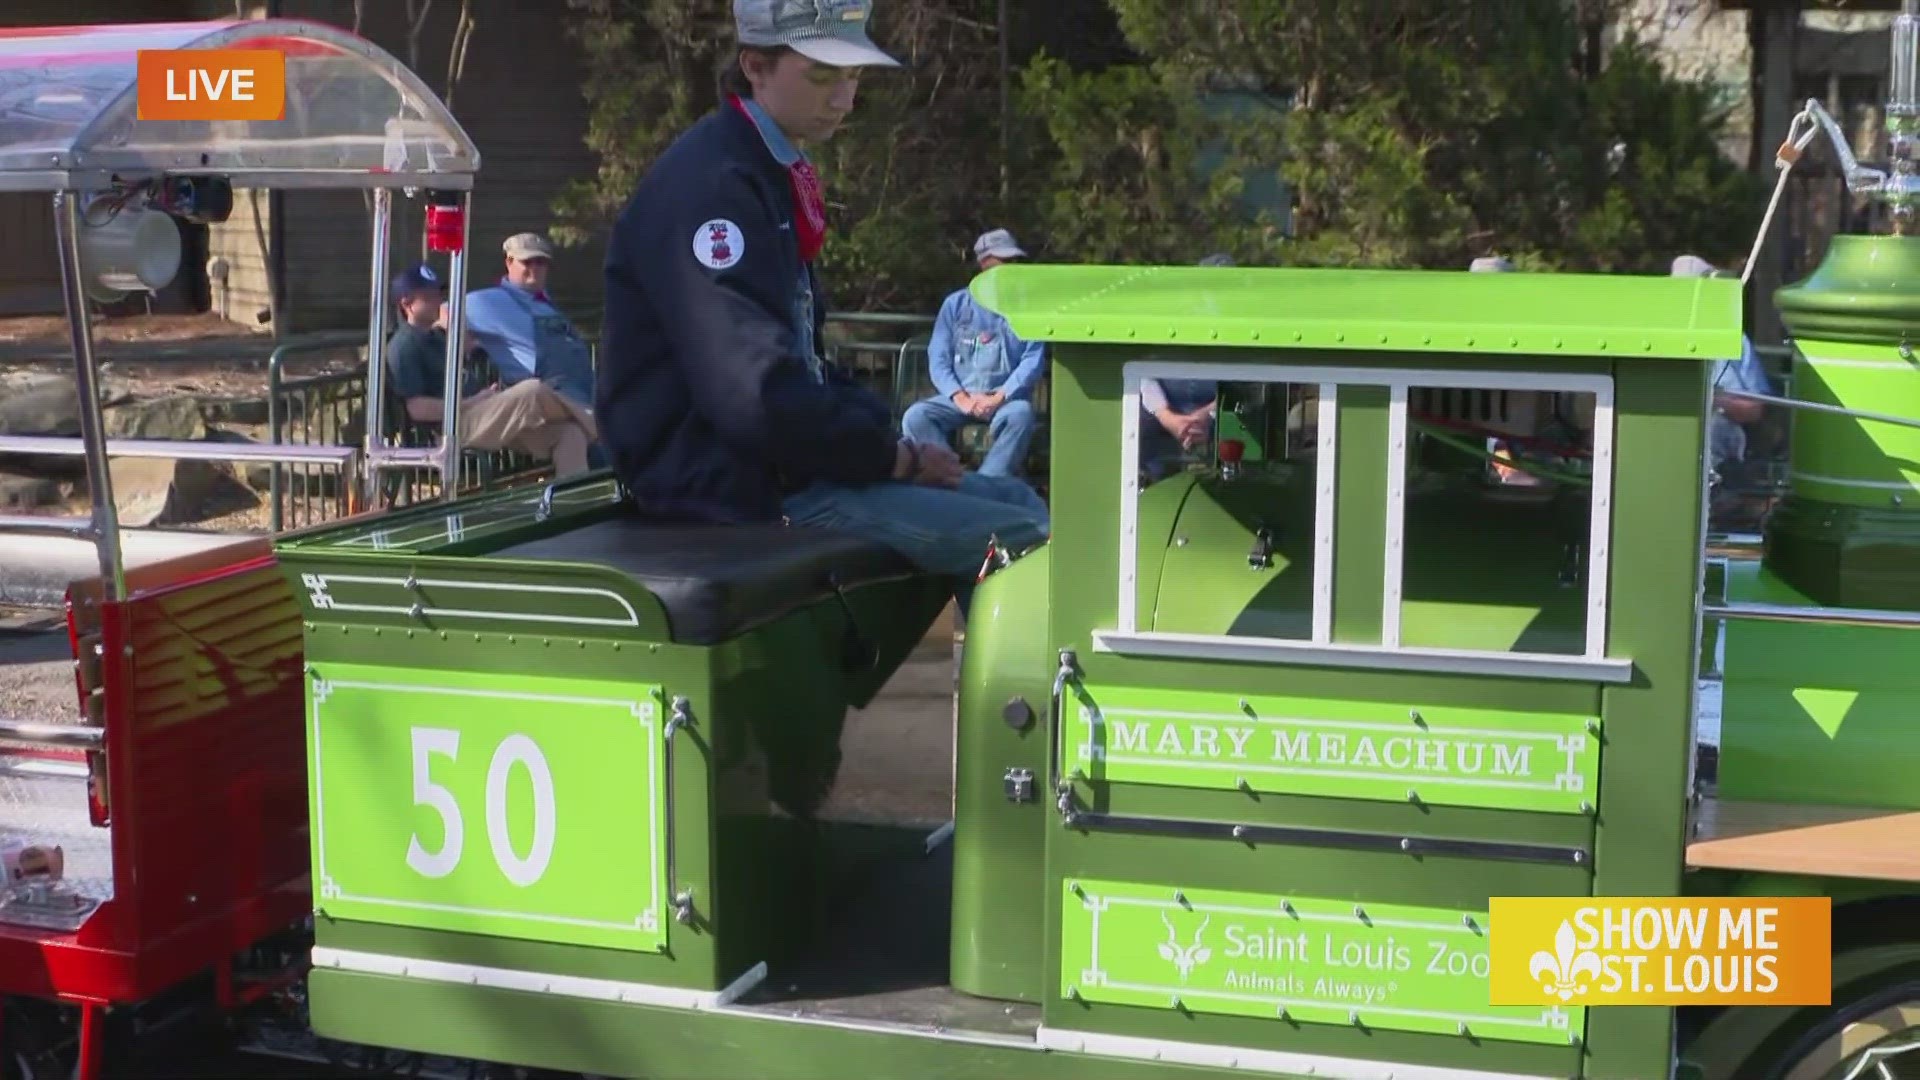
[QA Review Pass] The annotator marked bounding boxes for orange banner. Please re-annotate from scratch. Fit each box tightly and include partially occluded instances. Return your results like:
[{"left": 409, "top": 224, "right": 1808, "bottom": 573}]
[
  {"left": 1489, "top": 896, "right": 1830, "bottom": 1006},
  {"left": 136, "top": 49, "right": 285, "bottom": 122}
]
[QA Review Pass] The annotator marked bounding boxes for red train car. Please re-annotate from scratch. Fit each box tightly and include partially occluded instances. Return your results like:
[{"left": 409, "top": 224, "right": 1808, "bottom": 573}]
[
  {"left": 2, "top": 540, "right": 310, "bottom": 1076},
  {"left": 0, "top": 17, "right": 484, "bottom": 1076}
]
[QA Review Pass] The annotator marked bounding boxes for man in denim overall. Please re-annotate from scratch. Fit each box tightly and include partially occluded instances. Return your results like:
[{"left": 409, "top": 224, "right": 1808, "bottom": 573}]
[
  {"left": 465, "top": 233, "right": 598, "bottom": 414},
  {"left": 901, "top": 229, "right": 1047, "bottom": 478}
]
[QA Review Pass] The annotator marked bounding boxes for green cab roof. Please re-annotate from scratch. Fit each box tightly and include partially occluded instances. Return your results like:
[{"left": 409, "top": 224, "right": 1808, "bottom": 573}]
[{"left": 968, "top": 264, "right": 1744, "bottom": 360}]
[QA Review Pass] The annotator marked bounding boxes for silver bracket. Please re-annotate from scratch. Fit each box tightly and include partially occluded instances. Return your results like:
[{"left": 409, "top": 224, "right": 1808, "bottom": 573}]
[{"left": 1004, "top": 766, "right": 1035, "bottom": 803}]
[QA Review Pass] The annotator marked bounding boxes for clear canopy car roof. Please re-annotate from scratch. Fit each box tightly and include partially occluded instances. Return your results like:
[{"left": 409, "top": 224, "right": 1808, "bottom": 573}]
[{"left": 0, "top": 19, "right": 478, "bottom": 191}]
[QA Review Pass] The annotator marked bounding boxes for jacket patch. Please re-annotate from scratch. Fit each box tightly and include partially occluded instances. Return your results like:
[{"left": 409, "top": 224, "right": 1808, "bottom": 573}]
[{"left": 694, "top": 219, "right": 745, "bottom": 269}]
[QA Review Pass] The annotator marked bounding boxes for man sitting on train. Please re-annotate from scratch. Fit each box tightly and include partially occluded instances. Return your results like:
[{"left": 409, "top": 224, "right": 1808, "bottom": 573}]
[
  {"left": 595, "top": 0, "right": 1051, "bottom": 617},
  {"left": 463, "top": 232, "right": 598, "bottom": 413},
  {"left": 386, "top": 263, "right": 598, "bottom": 477},
  {"left": 1670, "top": 254, "right": 1778, "bottom": 481},
  {"left": 900, "top": 228, "right": 1047, "bottom": 479},
  {"left": 1137, "top": 254, "right": 1233, "bottom": 480}
]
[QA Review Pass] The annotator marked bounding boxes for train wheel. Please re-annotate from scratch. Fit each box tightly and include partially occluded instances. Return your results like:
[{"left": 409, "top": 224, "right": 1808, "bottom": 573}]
[
  {"left": 1770, "top": 984, "right": 1920, "bottom": 1080},
  {"left": 1687, "top": 968, "right": 1920, "bottom": 1080},
  {"left": 1682, "top": 898, "right": 1920, "bottom": 1080},
  {"left": 319, "top": 1041, "right": 425, "bottom": 1076},
  {"left": 0, "top": 1000, "right": 76, "bottom": 1080}
]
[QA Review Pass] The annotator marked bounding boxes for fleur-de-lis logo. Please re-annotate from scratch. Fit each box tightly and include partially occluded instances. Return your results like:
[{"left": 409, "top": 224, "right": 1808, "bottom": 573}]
[
  {"left": 1158, "top": 911, "right": 1212, "bottom": 982},
  {"left": 1529, "top": 919, "right": 1601, "bottom": 1001}
]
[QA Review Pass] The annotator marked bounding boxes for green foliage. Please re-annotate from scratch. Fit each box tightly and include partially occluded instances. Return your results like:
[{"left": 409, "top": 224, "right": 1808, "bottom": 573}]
[
  {"left": 1559, "top": 38, "right": 1763, "bottom": 272},
  {"left": 1011, "top": 56, "right": 1278, "bottom": 264},
  {"left": 1088, "top": 0, "right": 1762, "bottom": 272},
  {"left": 553, "top": 0, "right": 1763, "bottom": 312},
  {"left": 551, "top": 0, "right": 734, "bottom": 251}
]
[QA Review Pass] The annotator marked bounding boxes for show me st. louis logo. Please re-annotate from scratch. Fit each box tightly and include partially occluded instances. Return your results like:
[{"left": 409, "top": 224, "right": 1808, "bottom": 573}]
[{"left": 1530, "top": 919, "right": 1601, "bottom": 1001}]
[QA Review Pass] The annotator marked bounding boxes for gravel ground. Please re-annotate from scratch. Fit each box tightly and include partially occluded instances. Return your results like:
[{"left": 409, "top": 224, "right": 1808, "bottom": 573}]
[
  {"left": 820, "top": 611, "right": 961, "bottom": 826},
  {"left": 0, "top": 312, "right": 262, "bottom": 347},
  {"left": 0, "top": 621, "right": 77, "bottom": 725}
]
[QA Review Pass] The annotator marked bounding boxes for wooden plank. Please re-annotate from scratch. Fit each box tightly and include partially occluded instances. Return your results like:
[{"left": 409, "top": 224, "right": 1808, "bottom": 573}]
[{"left": 1688, "top": 796, "right": 1920, "bottom": 882}]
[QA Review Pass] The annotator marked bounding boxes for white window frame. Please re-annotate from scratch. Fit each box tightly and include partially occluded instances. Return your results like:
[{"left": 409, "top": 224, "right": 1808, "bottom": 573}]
[{"left": 1100, "top": 360, "right": 1631, "bottom": 684}]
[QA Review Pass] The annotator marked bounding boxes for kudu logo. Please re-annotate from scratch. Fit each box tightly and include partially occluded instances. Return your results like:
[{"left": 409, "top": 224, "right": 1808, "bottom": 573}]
[
  {"left": 1158, "top": 911, "right": 1212, "bottom": 982},
  {"left": 1529, "top": 920, "right": 1600, "bottom": 1001}
]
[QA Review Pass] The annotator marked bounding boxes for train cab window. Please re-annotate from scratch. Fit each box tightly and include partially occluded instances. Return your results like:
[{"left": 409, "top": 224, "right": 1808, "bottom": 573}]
[
  {"left": 1109, "top": 362, "right": 1619, "bottom": 681},
  {"left": 1393, "top": 381, "right": 1605, "bottom": 657},
  {"left": 1123, "top": 365, "right": 1330, "bottom": 644}
]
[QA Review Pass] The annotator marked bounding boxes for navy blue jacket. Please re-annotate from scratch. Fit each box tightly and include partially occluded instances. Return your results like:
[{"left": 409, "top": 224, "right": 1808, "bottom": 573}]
[{"left": 597, "top": 105, "right": 897, "bottom": 523}]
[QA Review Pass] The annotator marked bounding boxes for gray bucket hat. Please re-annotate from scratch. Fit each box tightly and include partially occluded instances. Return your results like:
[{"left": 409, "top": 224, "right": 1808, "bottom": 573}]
[{"left": 735, "top": 0, "right": 903, "bottom": 68}]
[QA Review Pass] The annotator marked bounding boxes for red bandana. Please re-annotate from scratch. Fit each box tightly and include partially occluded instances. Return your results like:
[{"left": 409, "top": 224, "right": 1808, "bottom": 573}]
[{"left": 729, "top": 94, "right": 827, "bottom": 264}]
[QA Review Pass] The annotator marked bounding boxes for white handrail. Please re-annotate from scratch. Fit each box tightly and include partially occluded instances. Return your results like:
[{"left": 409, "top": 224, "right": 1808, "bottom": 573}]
[
  {"left": 0, "top": 435, "right": 360, "bottom": 466},
  {"left": 0, "top": 719, "right": 102, "bottom": 749},
  {"left": 0, "top": 514, "right": 94, "bottom": 538}
]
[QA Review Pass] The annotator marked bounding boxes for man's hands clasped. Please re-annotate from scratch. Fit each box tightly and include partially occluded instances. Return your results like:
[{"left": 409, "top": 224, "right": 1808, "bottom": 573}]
[
  {"left": 951, "top": 389, "right": 1005, "bottom": 420},
  {"left": 1156, "top": 403, "right": 1216, "bottom": 450}
]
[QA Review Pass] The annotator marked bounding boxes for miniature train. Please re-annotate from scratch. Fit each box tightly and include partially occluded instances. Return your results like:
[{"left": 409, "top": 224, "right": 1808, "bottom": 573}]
[
  {"left": 263, "top": 259, "right": 1916, "bottom": 1080},
  {"left": 10, "top": 13, "right": 1920, "bottom": 1080}
]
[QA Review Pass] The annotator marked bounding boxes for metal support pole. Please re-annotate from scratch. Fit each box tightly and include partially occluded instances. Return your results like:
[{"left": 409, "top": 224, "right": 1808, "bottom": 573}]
[
  {"left": 1720, "top": 386, "right": 1920, "bottom": 433},
  {"left": 1704, "top": 601, "right": 1920, "bottom": 629},
  {"left": 51, "top": 190, "right": 124, "bottom": 603},
  {"left": 439, "top": 190, "right": 473, "bottom": 501},
  {"left": 362, "top": 186, "right": 394, "bottom": 508}
]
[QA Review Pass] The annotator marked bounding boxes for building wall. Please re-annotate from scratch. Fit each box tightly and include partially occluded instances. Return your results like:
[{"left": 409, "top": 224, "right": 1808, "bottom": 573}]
[
  {"left": 1616, "top": 0, "right": 1756, "bottom": 164},
  {"left": 1623, "top": 1, "right": 1898, "bottom": 167},
  {"left": 258, "top": 0, "right": 603, "bottom": 335},
  {"left": 0, "top": 0, "right": 234, "bottom": 318}
]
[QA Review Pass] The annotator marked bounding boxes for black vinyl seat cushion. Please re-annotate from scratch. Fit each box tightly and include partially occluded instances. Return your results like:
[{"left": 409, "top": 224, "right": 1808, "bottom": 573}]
[{"left": 492, "top": 513, "right": 921, "bottom": 645}]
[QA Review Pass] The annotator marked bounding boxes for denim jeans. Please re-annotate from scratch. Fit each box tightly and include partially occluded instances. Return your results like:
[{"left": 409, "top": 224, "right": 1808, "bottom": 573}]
[
  {"left": 782, "top": 472, "right": 1050, "bottom": 614},
  {"left": 902, "top": 395, "right": 1039, "bottom": 478}
]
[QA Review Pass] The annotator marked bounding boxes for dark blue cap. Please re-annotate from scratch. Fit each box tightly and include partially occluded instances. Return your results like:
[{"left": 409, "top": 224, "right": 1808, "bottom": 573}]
[{"left": 391, "top": 263, "right": 445, "bottom": 303}]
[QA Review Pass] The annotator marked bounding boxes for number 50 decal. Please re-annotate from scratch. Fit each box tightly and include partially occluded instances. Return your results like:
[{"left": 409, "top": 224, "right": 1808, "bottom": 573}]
[{"left": 405, "top": 726, "right": 557, "bottom": 887}]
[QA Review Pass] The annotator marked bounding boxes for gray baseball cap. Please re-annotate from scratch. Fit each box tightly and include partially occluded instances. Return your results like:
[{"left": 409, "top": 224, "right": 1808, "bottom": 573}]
[
  {"left": 504, "top": 232, "right": 554, "bottom": 261},
  {"left": 735, "top": 0, "right": 902, "bottom": 68},
  {"left": 973, "top": 228, "right": 1025, "bottom": 261}
]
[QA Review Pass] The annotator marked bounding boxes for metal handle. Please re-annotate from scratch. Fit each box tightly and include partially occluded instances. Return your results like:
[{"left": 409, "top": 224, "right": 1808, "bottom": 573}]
[
  {"left": 1048, "top": 649, "right": 1079, "bottom": 818},
  {"left": 663, "top": 696, "right": 696, "bottom": 925}
]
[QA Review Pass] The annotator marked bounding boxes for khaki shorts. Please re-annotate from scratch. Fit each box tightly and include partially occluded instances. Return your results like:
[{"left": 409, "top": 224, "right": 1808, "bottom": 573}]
[{"left": 460, "top": 379, "right": 598, "bottom": 458}]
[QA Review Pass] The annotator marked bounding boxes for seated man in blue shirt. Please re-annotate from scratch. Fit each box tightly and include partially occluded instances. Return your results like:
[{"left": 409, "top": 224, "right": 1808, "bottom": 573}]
[
  {"left": 1671, "top": 255, "right": 1779, "bottom": 478},
  {"left": 463, "top": 232, "right": 597, "bottom": 412},
  {"left": 901, "top": 229, "right": 1046, "bottom": 478},
  {"left": 387, "top": 263, "right": 597, "bottom": 477}
]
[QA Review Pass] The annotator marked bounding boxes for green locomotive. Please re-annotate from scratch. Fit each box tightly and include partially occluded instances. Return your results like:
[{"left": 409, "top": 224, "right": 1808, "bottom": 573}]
[
  {"left": 261, "top": 8, "right": 1920, "bottom": 1077},
  {"left": 267, "top": 236, "right": 1920, "bottom": 1078}
]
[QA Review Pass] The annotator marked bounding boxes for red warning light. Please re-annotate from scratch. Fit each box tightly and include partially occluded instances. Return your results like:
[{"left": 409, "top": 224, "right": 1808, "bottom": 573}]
[{"left": 425, "top": 203, "right": 465, "bottom": 254}]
